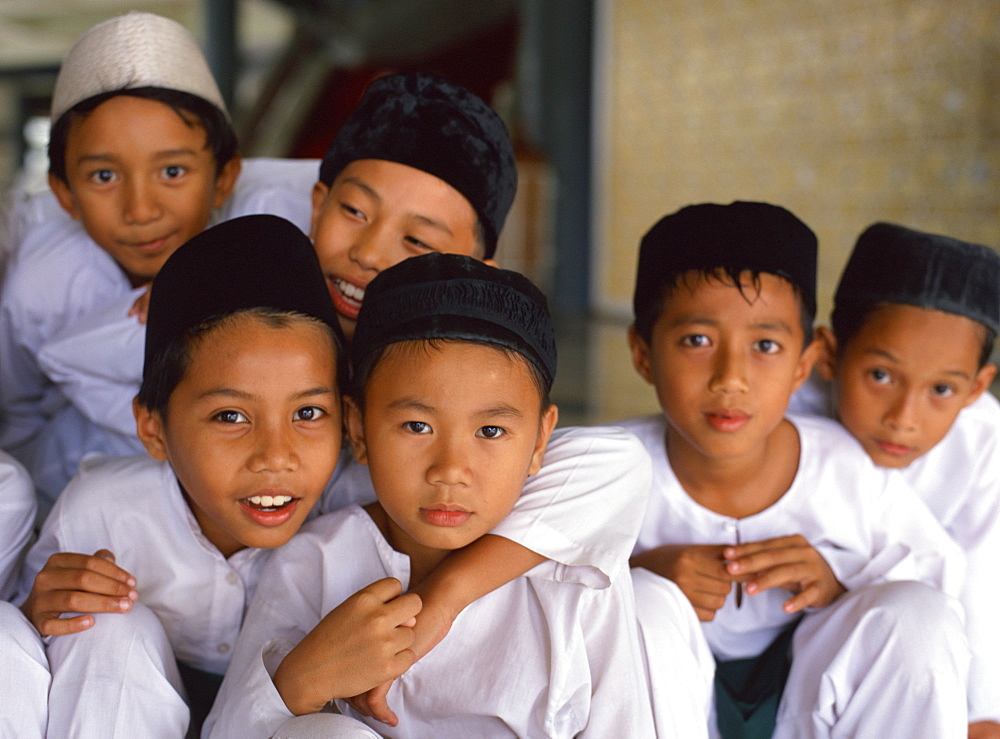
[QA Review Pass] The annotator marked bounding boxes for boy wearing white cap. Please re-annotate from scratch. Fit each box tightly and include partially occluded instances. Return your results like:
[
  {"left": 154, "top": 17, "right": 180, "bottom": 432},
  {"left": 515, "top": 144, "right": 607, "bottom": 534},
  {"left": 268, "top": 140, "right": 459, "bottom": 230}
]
[{"left": 0, "top": 12, "right": 317, "bottom": 515}]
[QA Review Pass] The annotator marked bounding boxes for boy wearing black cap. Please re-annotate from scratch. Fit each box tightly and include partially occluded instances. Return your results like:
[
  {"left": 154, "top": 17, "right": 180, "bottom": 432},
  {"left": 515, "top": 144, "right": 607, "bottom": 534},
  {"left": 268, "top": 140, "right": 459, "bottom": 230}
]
[
  {"left": 11, "top": 216, "right": 381, "bottom": 736},
  {"left": 789, "top": 223, "right": 1000, "bottom": 734},
  {"left": 623, "top": 202, "right": 968, "bottom": 737},
  {"left": 207, "top": 253, "right": 709, "bottom": 738}
]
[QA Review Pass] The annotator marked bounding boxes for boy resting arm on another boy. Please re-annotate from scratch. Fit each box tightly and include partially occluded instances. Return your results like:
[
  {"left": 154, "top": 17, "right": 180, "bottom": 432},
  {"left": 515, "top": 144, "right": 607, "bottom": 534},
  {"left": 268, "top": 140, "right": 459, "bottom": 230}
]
[
  {"left": 790, "top": 222, "right": 1000, "bottom": 736},
  {"left": 623, "top": 202, "right": 968, "bottom": 738}
]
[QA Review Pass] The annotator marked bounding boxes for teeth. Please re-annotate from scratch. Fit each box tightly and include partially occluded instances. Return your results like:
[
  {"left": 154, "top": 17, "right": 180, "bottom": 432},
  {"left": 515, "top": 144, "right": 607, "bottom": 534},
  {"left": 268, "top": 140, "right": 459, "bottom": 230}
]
[
  {"left": 247, "top": 495, "right": 292, "bottom": 507},
  {"left": 336, "top": 279, "right": 365, "bottom": 303}
]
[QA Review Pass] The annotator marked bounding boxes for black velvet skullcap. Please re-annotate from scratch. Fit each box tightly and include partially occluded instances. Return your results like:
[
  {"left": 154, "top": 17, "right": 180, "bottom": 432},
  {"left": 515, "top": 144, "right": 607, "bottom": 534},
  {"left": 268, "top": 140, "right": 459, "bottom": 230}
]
[
  {"left": 318, "top": 72, "right": 517, "bottom": 259},
  {"left": 352, "top": 252, "right": 556, "bottom": 392},
  {"left": 144, "top": 214, "right": 346, "bottom": 379},
  {"left": 834, "top": 222, "right": 1000, "bottom": 334},
  {"left": 633, "top": 201, "right": 818, "bottom": 324}
]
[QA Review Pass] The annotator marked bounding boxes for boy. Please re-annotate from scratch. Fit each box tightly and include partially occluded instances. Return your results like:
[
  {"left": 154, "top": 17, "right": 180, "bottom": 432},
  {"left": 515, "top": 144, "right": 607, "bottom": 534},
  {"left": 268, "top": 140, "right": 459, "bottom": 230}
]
[
  {"left": 624, "top": 202, "right": 969, "bottom": 737},
  {"left": 0, "top": 12, "right": 317, "bottom": 513},
  {"left": 207, "top": 253, "right": 706, "bottom": 738},
  {"left": 15, "top": 215, "right": 357, "bottom": 736},
  {"left": 789, "top": 222, "right": 1000, "bottom": 735}
]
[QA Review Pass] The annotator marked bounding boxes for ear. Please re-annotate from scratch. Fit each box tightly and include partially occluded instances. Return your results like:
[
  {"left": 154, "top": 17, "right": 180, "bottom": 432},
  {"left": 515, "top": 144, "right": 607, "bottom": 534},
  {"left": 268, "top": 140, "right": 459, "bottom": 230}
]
[
  {"left": 791, "top": 334, "right": 822, "bottom": 394},
  {"left": 48, "top": 172, "right": 80, "bottom": 221},
  {"left": 813, "top": 326, "right": 838, "bottom": 382},
  {"left": 309, "top": 181, "right": 330, "bottom": 241},
  {"left": 343, "top": 395, "right": 369, "bottom": 466},
  {"left": 527, "top": 403, "right": 559, "bottom": 476},
  {"left": 211, "top": 155, "right": 242, "bottom": 209},
  {"left": 965, "top": 363, "right": 997, "bottom": 409},
  {"left": 133, "top": 397, "right": 169, "bottom": 461},
  {"left": 627, "top": 325, "right": 655, "bottom": 385}
]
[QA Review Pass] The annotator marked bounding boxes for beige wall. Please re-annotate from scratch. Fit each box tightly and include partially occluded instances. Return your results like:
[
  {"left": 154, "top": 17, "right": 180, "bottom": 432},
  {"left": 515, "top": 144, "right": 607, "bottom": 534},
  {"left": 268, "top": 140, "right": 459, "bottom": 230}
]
[{"left": 589, "top": 0, "right": 1000, "bottom": 422}]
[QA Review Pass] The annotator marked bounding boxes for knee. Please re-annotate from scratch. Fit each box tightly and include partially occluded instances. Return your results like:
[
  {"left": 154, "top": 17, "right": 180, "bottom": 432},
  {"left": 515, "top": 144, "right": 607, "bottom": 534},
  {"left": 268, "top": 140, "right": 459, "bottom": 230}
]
[
  {"left": 47, "top": 601, "right": 172, "bottom": 667},
  {"left": 272, "top": 713, "right": 383, "bottom": 738}
]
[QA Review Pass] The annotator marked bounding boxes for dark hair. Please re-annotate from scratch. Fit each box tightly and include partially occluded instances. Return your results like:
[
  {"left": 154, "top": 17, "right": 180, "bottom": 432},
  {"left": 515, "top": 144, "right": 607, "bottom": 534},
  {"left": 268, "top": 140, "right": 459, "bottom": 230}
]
[
  {"left": 351, "top": 338, "right": 551, "bottom": 414},
  {"left": 634, "top": 268, "right": 814, "bottom": 349},
  {"left": 832, "top": 301, "right": 998, "bottom": 370},
  {"left": 137, "top": 309, "right": 344, "bottom": 418},
  {"left": 49, "top": 86, "right": 238, "bottom": 184}
]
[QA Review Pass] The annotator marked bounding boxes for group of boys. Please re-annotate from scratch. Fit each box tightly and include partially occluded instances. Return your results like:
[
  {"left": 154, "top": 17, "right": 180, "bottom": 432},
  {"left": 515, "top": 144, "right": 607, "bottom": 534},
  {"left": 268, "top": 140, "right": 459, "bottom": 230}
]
[{"left": 0, "top": 10, "right": 996, "bottom": 739}]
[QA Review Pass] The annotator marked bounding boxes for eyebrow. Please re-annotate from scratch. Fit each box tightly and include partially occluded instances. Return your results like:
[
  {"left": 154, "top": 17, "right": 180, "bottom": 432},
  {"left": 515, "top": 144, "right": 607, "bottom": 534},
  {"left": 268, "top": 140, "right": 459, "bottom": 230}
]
[
  {"left": 196, "top": 386, "right": 336, "bottom": 402},
  {"left": 862, "top": 348, "right": 972, "bottom": 380},
  {"left": 387, "top": 398, "right": 525, "bottom": 419},
  {"left": 339, "top": 177, "right": 455, "bottom": 237},
  {"left": 74, "top": 148, "right": 201, "bottom": 167},
  {"left": 666, "top": 315, "right": 795, "bottom": 334}
]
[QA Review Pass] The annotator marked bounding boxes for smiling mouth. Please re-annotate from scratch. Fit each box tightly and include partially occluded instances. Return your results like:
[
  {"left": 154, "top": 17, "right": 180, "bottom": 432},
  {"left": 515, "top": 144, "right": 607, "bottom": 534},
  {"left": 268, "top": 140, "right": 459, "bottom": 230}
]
[
  {"left": 328, "top": 277, "right": 366, "bottom": 320},
  {"left": 242, "top": 494, "right": 294, "bottom": 511}
]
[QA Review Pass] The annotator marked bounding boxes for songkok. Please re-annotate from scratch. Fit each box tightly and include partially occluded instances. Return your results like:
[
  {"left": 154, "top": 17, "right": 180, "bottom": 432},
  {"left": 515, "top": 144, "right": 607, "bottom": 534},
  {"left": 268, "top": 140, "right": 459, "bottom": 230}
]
[
  {"left": 352, "top": 252, "right": 556, "bottom": 392},
  {"left": 144, "top": 215, "right": 345, "bottom": 379},
  {"left": 51, "top": 12, "right": 227, "bottom": 122},
  {"left": 633, "top": 201, "right": 818, "bottom": 326},
  {"left": 834, "top": 222, "right": 1000, "bottom": 335},
  {"left": 319, "top": 73, "right": 516, "bottom": 259}
]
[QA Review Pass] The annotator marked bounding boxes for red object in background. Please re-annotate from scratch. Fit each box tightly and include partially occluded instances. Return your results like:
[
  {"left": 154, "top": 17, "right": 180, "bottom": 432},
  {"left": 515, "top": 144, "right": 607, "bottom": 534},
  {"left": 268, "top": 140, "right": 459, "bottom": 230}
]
[{"left": 288, "top": 16, "right": 518, "bottom": 160}]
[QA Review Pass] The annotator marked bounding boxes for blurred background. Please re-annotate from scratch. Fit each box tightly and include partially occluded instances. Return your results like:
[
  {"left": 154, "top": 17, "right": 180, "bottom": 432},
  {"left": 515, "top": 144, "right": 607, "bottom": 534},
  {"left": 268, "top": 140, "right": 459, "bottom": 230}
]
[{"left": 1, "top": 0, "right": 998, "bottom": 423}]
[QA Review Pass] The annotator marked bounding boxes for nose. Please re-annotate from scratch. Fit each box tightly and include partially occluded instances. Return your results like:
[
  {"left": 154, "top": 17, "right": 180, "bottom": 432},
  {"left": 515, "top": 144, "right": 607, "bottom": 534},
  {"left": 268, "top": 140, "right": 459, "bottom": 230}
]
[
  {"left": 248, "top": 423, "right": 300, "bottom": 473},
  {"left": 426, "top": 435, "right": 472, "bottom": 488},
  {"left": 883, "top": 390, "right": 919, "bottom": 432},
  {"left": 122, "top": 177, "right": 162, "bottom": 226},
  {"left": 348, "top": 223, "right": 394, "bottom": 273},
  {"left": 708, "top": 343, "right": 750, "bottom": 394}
]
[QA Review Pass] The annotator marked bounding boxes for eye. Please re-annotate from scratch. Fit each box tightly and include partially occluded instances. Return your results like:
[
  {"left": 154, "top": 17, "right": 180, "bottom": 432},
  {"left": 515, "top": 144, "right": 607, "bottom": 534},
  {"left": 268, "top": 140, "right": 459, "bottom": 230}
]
[
  {"left": 752, "top": 339, "right": 781, "bottom": 354},
  {"left": 89, "top": 169, "right": 116, "bottom": 185},
  {"left": 403, "top": 421, "right": 431, "bottom": 434},
  {"left": 294, "top": 406, "right": 326, "bottom": 422},
  {"left": 931, "top": 383, "right": 956, "bottom": 399},
  {"left": 867, "top": 368, "right": 891, "bottom": 385},
  {"left": 680, "top": 334, "right": 711, "bottom": 348},
  {"left": 340, "top": 202, "right": 365, "bottom": 219},
  {"left": 404, "top": 235, "right": 434, "bottom": 252},
  {"left": 161, "top": 164, "right": 186, "bottom": 179},
  {"left": 476, "top": 425, "right": 505, "bottom": 439},
  {"left": 213, "top": 410, "right": 248, "bottom": 424}
]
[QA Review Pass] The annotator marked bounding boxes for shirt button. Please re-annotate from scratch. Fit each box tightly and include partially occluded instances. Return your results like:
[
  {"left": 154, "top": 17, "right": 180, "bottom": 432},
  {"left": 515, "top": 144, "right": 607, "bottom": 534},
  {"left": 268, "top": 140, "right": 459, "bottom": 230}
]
[
  {"left": 225, "top": 572, "right": 239, "bottom": 586},
  {"left": 217, "top": 643, "right": 231, "bottom": 654}
]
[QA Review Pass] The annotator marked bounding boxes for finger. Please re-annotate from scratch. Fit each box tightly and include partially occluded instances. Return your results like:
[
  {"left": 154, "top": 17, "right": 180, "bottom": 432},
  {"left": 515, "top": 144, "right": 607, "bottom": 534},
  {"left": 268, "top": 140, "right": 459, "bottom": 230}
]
[
  {"left": 36, "top": 566, "right": 138, "bottom": 600},
  {"left": 46, "top": 552, "right": 136, "bottom": 587},
  {"left": 401, "top": 617, "right": 416, "bottom": 628},
  {"left": 724, "top": 534, "right": 808, "bottom": 559},
  {"left": 36, "top": 590, "right": 135, "bottom": 618},
  {"left": 37, "top": 612, "right": 99, "bottom": 637},
  {"left": 782, "top": 584, "right": 822, "bottom": 614},
  {"left": 364, "top": 681, "right": 398, "bottom": 727},
  {"left": 745, "top": 563, "right": 813, "bottom": 595},
  {"left": 387, "top": 592, "right": 422, "bottom": 623},
  {"left": 363, "top": 577, "right": 405, "bottom": 604}
]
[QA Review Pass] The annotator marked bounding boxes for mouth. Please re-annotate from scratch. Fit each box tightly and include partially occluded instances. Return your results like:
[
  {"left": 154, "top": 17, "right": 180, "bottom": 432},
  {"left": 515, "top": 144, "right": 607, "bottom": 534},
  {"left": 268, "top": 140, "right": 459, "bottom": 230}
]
[
  {"left": 123, "top": 233, "right": 174, "bottom": 255},
  {"left": 705, "top": 409, "right": 750, "bottom": 432},
  {"left": 327, "top": 276, "right": 365, "bottom": 320},
  {"left": 420, "top": 505, "right": 472, "bottom": 528},
  {"left": 874, "top": 439, "right": 915, "bottom": 458},
  {"left": 238, "top": 494, "right": 300, "bottom": 527}
]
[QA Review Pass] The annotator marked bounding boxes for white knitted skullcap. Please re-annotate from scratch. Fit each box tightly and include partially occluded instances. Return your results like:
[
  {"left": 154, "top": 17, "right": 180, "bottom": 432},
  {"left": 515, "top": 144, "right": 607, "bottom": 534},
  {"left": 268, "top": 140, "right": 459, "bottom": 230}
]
[{"left": 51, "top": 12, "right": 228, "bottom": 122}]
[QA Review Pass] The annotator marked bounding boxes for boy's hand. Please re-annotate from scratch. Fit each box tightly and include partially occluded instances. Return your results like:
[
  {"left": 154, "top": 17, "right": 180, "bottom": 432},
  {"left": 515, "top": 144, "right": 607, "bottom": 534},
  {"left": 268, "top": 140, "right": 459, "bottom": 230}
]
[
  {"left": 273, "top": 577, "right": 420, "bottom": 719},
  {"left": 631, "top": 544, "right": 737, "bottom": 621},
  {"left": 969, "top": 721, "right": 1000, "bottom": 739},
  {"left": 21, "top": 549, "right": 138, "bottom": 636},
  {"left": 127, "top": 286, "right": 152, "bottom": 324},
  {"left": 724, "top": 534, "right": 845, "bottom": 613},
  {"left": 344, "top": 578, "right": 460, "bottom": 724}
]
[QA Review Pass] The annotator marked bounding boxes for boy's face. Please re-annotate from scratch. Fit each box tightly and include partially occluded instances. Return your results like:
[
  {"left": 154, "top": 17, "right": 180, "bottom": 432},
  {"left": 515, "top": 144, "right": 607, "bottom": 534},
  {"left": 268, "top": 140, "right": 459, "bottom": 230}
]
[
  {"left": 346, "top": 341, "right": 557, "bottom": 563},
  {"left": 135, "top": 314, "right": 341, "bottom": 557},
  {"left": 49, "top": 95, "right": 240, "bottom": 287},
  {"left": 309, "top": 159, "right": 489, "bottom": 340},
  {"left": 823, "top": 304, "right": 995, "bottom": 468},
  {"left": 630, "top": 271, "right": 817, "bottom": 464}
]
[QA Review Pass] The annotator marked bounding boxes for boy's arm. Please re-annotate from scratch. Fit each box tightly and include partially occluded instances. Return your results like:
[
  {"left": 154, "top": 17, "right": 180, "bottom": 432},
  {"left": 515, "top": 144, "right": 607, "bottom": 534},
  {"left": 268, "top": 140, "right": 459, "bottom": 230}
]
[{"left": 631, "top": 543, "right": 735, "bottom": 621}]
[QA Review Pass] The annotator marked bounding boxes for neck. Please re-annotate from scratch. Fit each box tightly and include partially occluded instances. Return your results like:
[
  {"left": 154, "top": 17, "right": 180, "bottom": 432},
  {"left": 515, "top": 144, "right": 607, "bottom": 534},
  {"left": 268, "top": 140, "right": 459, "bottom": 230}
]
[
  {"left": 665, "top": 419, "right": 800, "bottom": 519},
  {"left": 364, "top": 503, "right": 449, "bottom": 587}
]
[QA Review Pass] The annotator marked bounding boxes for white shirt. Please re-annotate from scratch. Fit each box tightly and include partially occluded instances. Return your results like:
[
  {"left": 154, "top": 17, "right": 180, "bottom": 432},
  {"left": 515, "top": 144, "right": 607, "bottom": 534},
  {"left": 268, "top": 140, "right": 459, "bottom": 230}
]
[
  {"left": 622, "top": 413, "right": 964, "bottom": 661},
  {"left": 791, "top": 376, "right": 1000, "bottom": 723},
  {"left": 0, "top": 450, "right": 35, "bottom": 601},
  {"left": 20, "top": 455, "right": 270, "bottom": 675},
  {"left": 318, "top": 426, "right": 653, "bottom": 588},
  {"left": 1, "top": 158, "right": 320, "bottom": 507},
  {"left": 205, "top": 506, "right": 656, "bottom": 739}
]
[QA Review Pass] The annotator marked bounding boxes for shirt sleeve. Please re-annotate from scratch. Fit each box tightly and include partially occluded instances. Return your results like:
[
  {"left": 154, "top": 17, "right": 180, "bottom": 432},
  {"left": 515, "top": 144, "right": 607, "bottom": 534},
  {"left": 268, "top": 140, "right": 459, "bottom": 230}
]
[
  {"left": 0, "top": 453, "right": 36, "bottom": 601},
  {"left": 488, "top": 426, "right": 653, "bottom": 588},
  {"left": 36, "top": 290, "right": 146, "bottom": 439}
]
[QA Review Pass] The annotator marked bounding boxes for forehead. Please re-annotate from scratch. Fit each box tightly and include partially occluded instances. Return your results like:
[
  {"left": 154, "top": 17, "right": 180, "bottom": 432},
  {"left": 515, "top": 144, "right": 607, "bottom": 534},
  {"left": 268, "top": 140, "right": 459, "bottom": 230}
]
[
  {"left": 659, "top": 270, "right": 803, "bottom": 322},
  {"left": 66, "top": 95, "right": 207, "bottom": 153},
  {"left": 843, "top": 304, "right": 983, "bottom": 368}
]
